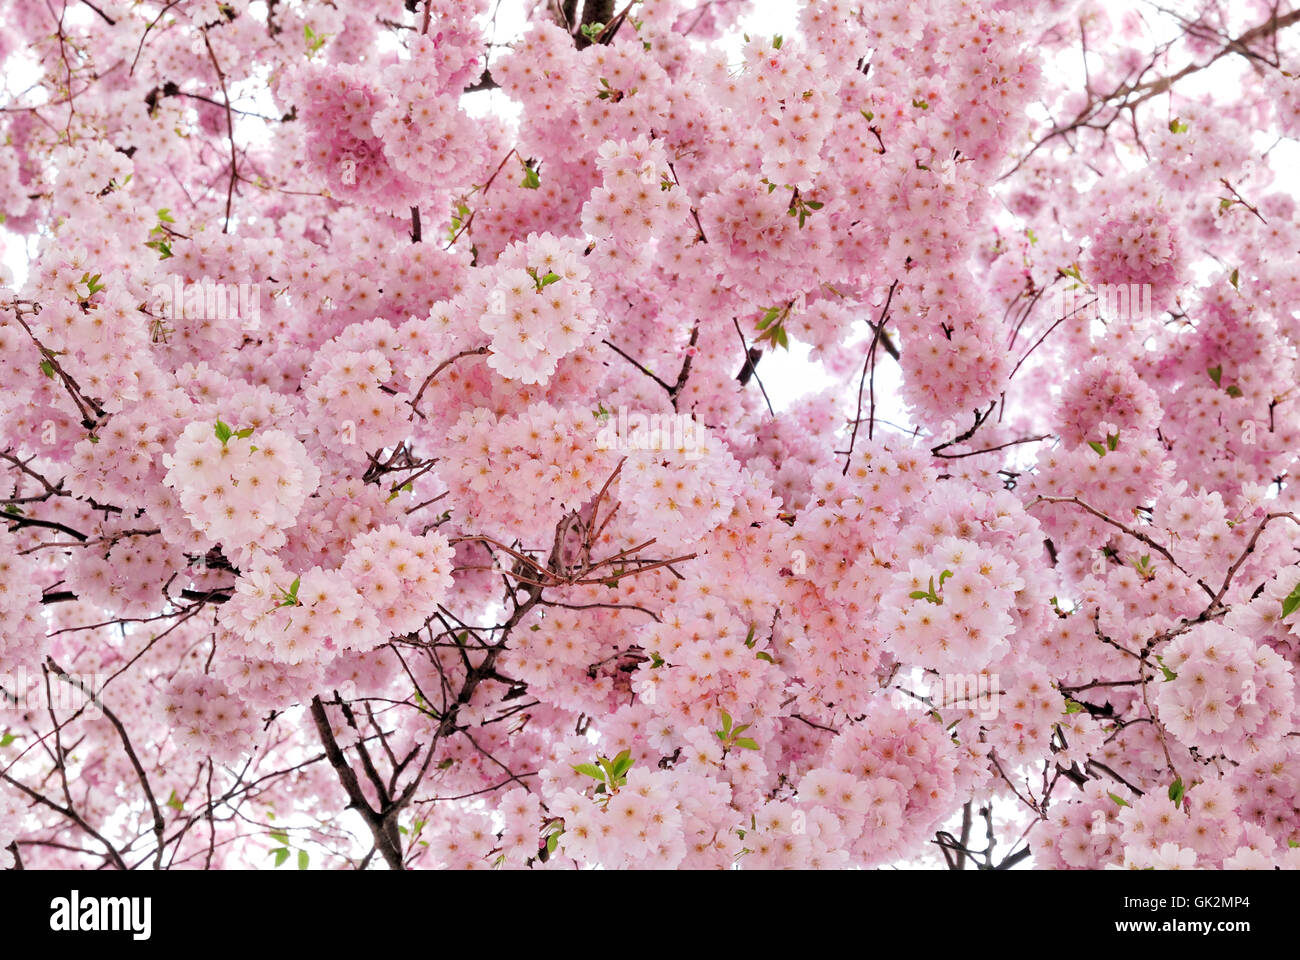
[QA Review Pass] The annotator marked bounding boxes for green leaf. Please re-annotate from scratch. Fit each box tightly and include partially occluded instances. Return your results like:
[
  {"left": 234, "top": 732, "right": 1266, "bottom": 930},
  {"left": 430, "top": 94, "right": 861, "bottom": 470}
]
[
  {"left": 1064, "top": 699, "right": 1084, "bottom": 714},
  {"left": 214, "top": 420, "right": 233, "bottom": 445},
  {"left": 744, "top": 623, "right": 757, "bottom": 648},
  {"left": 1229, "top": 268, "right": 1239, "bottom": 290},
  {"left": 735, "top": 738, "right": 760, "bottom": 750},
  {"left": 754, "top": 651, "right": 776, "bottom": 663},
  {"left": 1087, "top": 440, "right": 1106, "bottom": 456},
  {"left": 539, "top": 271, "right": 561, "bottom": 287},
  {"left": 572, "top": 763, "right": 604, "bottom": 781},
  {"left": 610, "top": 749, "right": 634, "bottom": 779},
  {"left": 278, "top": 576, "right": 301, "bottom": 607},
  {"left": 911, "top": 98, "right": 929, "bottom": 109},
  {"left": 233, "top": 427, "right": 254, "bottom": 439},
  {"left": 1168, "top": 118, "right": 1189, "bottom": 134},
  {"left": 1168, "top": 777, "right": 1185, "bottom": 806},
  {"left": 1109, "top": 792, "right": 1130, "bottom": 807},
  {"left": 0, "top": 732, "right": 16, "bottom": 747},
  {"left": 1106, "top": 431, "right": 1119, "bottom": 451},
  {"left": 1280, "top": 580, "right": 1300, "bottom": 619},
  {"left": 272, "top": 847, "right": 290, "bottom": 867},
  {"left": 909, "top": 590, "right": 931, "bottom": 600},
  {"left": 1207, "top": 365, "right": 1222, "bottom": 386},
  {"left": 304, "top": 24, "right": 327, "bottom": 56},
  {"left": 270, "top": 830, "right": 289, "bottom": 845},
  {"left": 772, "top": 34, "right": 783, "bottom": 49},
  {"left": 81, "top": 273, "right": 105, "bottom": 297},
  {"left": 720, "top": 711, "right": 733, "bottom": 737},
  {"left": 166, "top": 789, "right": 183, "bottom": 811},
  {"left": 298, "top": 849, "right": 309, "bottom": 870},
  {"left": 39, "top": 359, "right": 55, "bottom": 379},
  {"left": 1156, "top": 655, "right": 1178, "bottom": 682},
  {"left": 597, "top": 756, "right": 617, "bottom": 782},
  {"left": 546, "top": 831, "right": 560, "bottom": 854},
  {"left": 521, "top": 162, "right": 541, "bottom": 190}
]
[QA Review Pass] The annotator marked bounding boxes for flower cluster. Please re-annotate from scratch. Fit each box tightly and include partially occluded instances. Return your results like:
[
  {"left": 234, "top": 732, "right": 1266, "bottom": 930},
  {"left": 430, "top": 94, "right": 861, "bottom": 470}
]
[
  {"left": 66, "top": 533, "right": 186, "bottom": 617},
  {"left": 280, "top": 63, "right": 424, "bottom": 213},
  {"left": 479, "top": 233, "right": 601, "bottom": 384},
  {"left": 304, "top": 347, "right": 408, "bottom": 466},
  {"left": 372, "top": 35, "right": 483, "bottom": 185},
  {"left": 163, "top": 422, "right": 321, "bottom": 564},
  {"left": 615, "top": 421, "right": 745, "bottom": 548},
  {"left": 219, "top": 554, "right": 379, "bottom": 665},
  {"left": 1055, "top": 357, "right": 1162, "bottom": 448},
  {"left": 581, "top": 136, "right": 690, "bottom": 259},
  {"left": 1112, "top": 780, "right": 1296, "bottom": 870},
  {"left": 881, "top": 536, "right": 1025, "bottom": 672},
  {"left": 439, "top": 403, "right": 614, "bottom": 542},
  {"left": 796, "top": 701, "right": 979, "bottom": 867},
  {"left": 160, "top": 674, "right": 260, "bottom": 764},
  {"left": 733, "top": 36, "right": 839, "bottom": 189},
  {"left": 551, "top": 767, "right": 687, "bottom": 869},
  {"left": 1155, "top": 623, "right": 1295, "bottom": 762},
  {"left": 891, "top": 276, "right": 1010, "bottom": 422},
  {"left": 0, "top": 526, "right": 46, "bottom": 670},
  {"left": 1086, "top": 203, "right": 1184, "bottom": 311},
  {"left": 339, "top": 525, "right": 456, "bottom": 636}
]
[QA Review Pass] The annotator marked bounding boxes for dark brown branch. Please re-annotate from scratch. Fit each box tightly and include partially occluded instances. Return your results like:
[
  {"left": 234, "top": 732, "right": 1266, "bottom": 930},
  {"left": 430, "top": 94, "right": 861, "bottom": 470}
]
[
  {"left": 841, "top": 280, "right": 898, "bottom": 471},
  {"left": 732, "top": 318, "right": 774, "bottom": 416},
  {"left": 48, "top": 659, "right": 167, "bottom": 869},
  {"left": 310, "top": 695, "right": 405, "bottom": 870}
]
